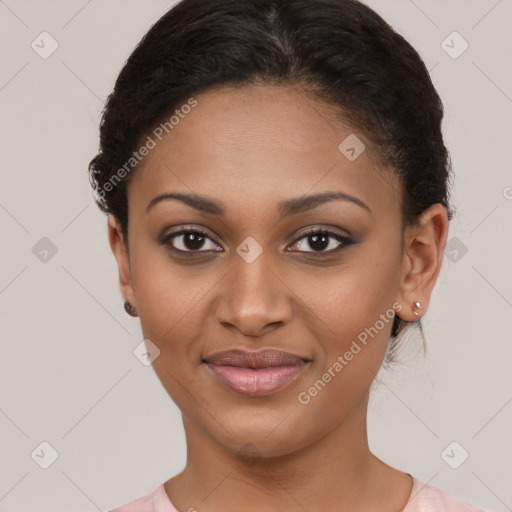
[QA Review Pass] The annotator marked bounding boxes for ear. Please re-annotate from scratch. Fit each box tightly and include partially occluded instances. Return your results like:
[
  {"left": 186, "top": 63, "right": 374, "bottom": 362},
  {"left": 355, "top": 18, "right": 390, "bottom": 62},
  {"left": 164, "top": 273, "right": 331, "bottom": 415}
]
[
  {"left": 107, "top": 215, "right": 136, "bottom": 308},
  {"left": 395, "top": 204, "right": 449, "bottom": 321}
]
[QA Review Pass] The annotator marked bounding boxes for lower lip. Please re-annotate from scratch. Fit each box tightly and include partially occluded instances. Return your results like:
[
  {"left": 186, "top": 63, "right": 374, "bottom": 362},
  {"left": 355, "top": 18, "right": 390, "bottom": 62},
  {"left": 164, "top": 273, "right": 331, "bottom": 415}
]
[{"left": 205, "top": 363, "right": 308, "bottom": 396}]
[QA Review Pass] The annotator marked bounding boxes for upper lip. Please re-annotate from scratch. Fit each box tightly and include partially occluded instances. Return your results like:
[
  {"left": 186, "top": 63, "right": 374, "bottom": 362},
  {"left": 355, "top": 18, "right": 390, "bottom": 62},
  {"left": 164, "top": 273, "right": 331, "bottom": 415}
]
[{"left": 203, "top": 349, "right": 310, "bottom": 368}]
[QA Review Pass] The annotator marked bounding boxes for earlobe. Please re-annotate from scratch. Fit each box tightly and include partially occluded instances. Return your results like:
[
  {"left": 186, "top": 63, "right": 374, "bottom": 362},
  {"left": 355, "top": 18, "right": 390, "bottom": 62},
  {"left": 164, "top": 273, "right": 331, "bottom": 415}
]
[
  {"left": 395, "top": 204, "right": 449, "bottom": 322},
  {"left": 107, "top": 215, "right": 136, "bottom": 312}
]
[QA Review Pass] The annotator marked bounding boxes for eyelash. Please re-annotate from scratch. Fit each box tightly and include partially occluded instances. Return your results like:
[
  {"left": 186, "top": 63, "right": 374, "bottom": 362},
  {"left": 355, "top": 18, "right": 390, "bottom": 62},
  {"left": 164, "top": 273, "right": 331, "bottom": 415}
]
[{"left": 161, "top": 226, "right": 353, "bottom": 257}]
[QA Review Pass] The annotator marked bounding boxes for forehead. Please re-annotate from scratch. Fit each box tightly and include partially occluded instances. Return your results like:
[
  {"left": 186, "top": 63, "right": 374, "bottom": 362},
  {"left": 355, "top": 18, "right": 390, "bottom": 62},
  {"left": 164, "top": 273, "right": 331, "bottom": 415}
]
[{"left": 128, "top": 84, "right": 401, "bottom": 220}]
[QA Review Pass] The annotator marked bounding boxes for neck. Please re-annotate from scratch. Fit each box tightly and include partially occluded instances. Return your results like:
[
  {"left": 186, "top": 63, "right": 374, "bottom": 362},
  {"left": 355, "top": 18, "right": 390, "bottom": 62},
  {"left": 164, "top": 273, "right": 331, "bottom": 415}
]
[{"left": 165, "top": 392, "right": 412, "bottom": 512}]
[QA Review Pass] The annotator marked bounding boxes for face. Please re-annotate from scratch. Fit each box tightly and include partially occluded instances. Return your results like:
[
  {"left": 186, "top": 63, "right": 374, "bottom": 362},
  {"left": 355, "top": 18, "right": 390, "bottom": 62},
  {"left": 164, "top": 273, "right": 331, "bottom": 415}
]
[{"left": 109, "top": 84, "right": 445, "bottom": 457}]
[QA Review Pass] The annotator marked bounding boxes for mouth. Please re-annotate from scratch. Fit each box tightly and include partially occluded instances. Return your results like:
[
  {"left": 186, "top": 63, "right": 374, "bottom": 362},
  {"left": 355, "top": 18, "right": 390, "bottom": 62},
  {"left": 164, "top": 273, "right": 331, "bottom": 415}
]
[{"left": 202, "top": 348, "right": 311, "bottom": 397}]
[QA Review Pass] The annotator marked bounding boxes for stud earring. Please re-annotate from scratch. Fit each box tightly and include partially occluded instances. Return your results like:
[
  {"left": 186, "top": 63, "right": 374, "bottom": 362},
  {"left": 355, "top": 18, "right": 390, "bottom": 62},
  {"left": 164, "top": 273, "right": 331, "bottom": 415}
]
[
  {"left": 124, "top": 300, "right": 137, "bottom": 317},
  {"left": 412, "top": 300, "right": 423, "bottom": 317}
]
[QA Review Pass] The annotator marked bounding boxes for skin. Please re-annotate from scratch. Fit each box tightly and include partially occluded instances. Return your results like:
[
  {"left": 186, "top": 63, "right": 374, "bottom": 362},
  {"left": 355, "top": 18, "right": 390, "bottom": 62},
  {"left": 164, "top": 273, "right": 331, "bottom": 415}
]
[{"left": 108, "top": 84, "right": 449, "bottom": 512}]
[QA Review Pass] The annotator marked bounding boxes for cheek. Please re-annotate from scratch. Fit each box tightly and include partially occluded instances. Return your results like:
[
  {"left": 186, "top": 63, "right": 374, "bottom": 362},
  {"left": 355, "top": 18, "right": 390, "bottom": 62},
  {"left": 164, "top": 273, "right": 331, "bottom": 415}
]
[
  {"left": 290, "top": 244, "right": 401, "bottom": 404},
  {"left": 128, "top": 243, "right": 228, "bottom": 400},
  {"left": 293, "top": 271, "right": 399, "bottom": 438},
  {"left": 128, "top": 243, "right": 198, "bottom": 354},
  {"left": 132, "top": 260, "right": 213, "bottom": 411},
  {"left": 292, "top": 340, "right": 384, "bottom": 449},
  {"left": 292, "top": 248, "right": 401, "bottom": 349}
]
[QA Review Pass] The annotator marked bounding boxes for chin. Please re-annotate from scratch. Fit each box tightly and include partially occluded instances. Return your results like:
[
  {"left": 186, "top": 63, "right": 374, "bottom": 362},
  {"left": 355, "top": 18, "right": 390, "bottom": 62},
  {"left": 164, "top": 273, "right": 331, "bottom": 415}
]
[{"left": 208, "top": 409, "right": 314, "bottom": 458}]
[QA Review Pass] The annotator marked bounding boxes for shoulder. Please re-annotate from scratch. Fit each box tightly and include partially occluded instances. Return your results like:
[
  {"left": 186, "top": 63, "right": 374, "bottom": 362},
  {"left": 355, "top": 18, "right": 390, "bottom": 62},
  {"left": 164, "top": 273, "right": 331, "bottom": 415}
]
[
  {"left": 108, "top": 483, "right": 178, "bottom": 512},
  {"left": 404, "top": 476, "right": 489, "bottom": 512}
]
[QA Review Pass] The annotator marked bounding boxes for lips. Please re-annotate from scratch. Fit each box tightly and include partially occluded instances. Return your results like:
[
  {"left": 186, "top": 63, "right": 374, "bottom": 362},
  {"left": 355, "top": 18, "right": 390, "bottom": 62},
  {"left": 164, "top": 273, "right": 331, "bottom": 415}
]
[
  {"left": 204, "top": 348, "right": 309, "bottom": 368},
  {"left": 203, "top": 349, "right": 311, "bottom": 396}
]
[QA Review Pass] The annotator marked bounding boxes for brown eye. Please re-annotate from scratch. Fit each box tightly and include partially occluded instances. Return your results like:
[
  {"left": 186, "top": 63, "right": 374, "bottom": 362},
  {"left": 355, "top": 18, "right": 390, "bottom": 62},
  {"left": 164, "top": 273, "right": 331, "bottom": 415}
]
[
  {"left": 289, "top": 230, "right": 352, "bottom": 254},
  {"left": 163, "top": 229, "right": 222, "bottom": 253}
]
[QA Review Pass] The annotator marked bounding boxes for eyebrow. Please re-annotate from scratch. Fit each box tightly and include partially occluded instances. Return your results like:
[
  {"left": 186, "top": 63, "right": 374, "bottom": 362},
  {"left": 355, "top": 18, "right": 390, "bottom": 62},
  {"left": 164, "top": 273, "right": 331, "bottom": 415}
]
[{"left": 145, "top": 191, "right": 371, "bottom": 216}]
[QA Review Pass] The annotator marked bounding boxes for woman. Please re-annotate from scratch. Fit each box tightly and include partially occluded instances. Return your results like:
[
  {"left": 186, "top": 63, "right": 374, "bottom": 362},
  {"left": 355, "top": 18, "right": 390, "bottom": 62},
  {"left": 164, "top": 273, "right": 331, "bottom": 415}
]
[{"left": 89, "top": 0, "right": 485, "bottom": 510}]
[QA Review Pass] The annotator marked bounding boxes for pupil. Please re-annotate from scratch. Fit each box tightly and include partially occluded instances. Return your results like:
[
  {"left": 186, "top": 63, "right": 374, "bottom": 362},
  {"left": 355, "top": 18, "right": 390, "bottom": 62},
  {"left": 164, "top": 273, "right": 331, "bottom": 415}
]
[
  {"left": 309, "top": 233, "right": 328, "bottom": 251},
  {"left": 185, "top": 232, "right": 205, "bottom": 250}
]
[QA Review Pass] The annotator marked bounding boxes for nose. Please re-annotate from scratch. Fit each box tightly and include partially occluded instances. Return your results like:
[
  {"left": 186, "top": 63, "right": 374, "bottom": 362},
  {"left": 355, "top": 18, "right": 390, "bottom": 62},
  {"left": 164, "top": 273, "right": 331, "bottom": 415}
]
[{"left": 214, "top": 250, "right": 293, "bottom": 337}]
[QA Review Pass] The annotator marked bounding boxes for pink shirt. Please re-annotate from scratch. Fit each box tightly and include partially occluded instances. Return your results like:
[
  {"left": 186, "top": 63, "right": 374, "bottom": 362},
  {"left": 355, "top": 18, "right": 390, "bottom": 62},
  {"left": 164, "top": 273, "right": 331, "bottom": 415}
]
[{"left": 109, "top": 475, "right": 486, "bottom": 511}]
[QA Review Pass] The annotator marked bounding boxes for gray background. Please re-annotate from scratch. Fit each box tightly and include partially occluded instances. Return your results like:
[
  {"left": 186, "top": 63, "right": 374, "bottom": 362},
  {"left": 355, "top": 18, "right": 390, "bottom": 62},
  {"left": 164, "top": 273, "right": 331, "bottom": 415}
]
[{"left": 0, "top": 1, "right": 510, "bottom": 511}]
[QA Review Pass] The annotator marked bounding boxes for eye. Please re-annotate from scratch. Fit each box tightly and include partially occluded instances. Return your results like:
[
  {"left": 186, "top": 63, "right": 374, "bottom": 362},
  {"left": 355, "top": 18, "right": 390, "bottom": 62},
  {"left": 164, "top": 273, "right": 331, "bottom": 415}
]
[
  {"left": 288, "top": 228, "right": 352, "bottom": 254},
  {"left": 161, "top": 226, "right": 353, "bottom": 256},
  {"left": 162, "top": 228, "right": 222, "bottom": 253}
]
